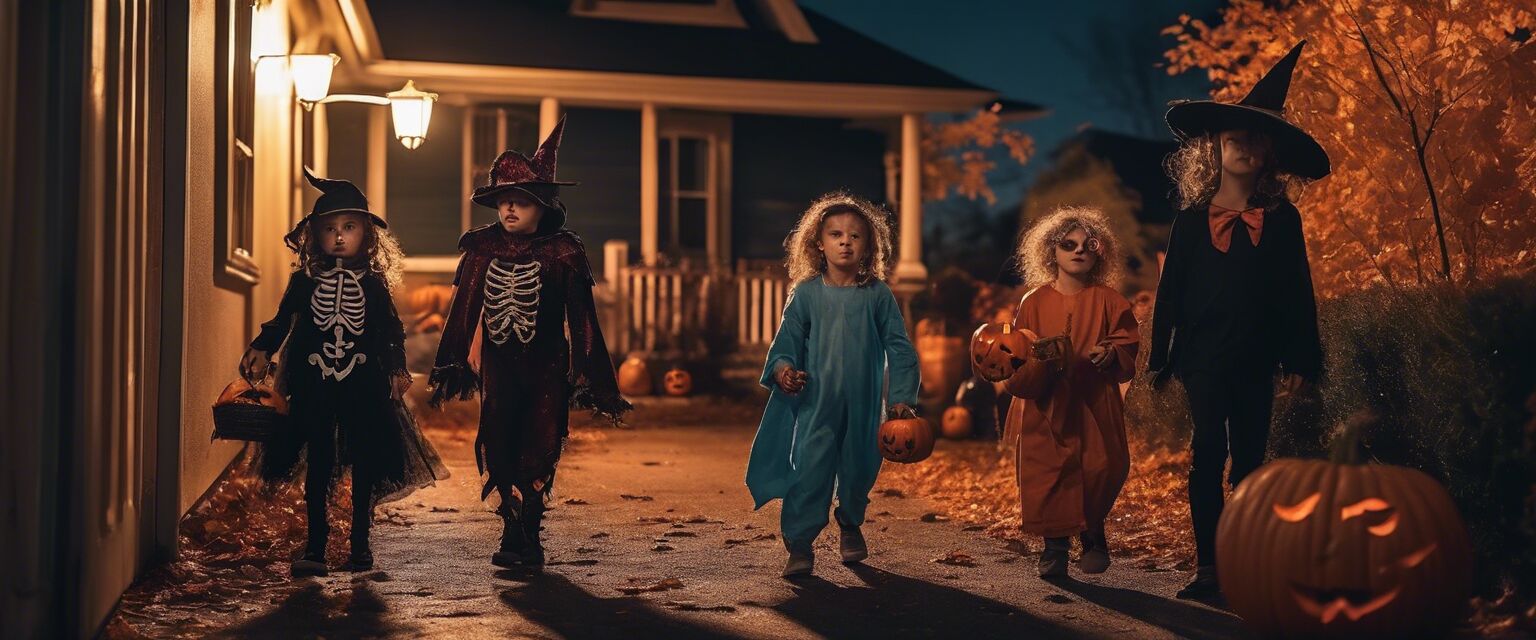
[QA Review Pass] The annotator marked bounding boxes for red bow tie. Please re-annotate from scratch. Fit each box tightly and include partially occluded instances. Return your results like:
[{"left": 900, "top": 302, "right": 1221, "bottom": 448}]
[{"left": 1208, "top": 205, "right": 1265, "bottom": 253}]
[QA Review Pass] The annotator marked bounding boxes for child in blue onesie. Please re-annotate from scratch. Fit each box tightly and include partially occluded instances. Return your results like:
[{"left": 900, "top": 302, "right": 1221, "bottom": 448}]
[{"left": 745, "top": 192, "right": 920, "bottom": 578}]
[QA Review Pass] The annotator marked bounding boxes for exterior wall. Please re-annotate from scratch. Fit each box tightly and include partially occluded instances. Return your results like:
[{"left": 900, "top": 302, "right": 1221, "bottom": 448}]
[
  {"left": 551, "top": 106, "right": 642, "bottom": 278},
  {"left": 730, "top": 114, "right": 886, "bottom": 261},
  {"left": 177, "top": 0, "right": 298, "bottom": 515}
]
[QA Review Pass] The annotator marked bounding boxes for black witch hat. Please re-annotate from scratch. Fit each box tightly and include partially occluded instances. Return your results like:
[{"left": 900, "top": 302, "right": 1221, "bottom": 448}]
[
  {"left": 284, "top": 168, "right": 389, "bottom": 251},
  {"left": 1166, "top": 40, "right": 1331, "bottom": 179},
  {"left": 471, "top": 114, "right": 576, "bottom": 225}
]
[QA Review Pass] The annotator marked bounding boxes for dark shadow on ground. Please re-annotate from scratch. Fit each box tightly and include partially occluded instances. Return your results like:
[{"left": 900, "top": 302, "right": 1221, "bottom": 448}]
[
  {"left": 210, "top": 581, "right": 421, "bottom": 639},
  {"left": 1049, "top": 576, "right": 1252, "bottom": 639},
  {"left": 497, "top": 571, "right": 742, "bottom": 640},
  {"left": 774, "top": 563, "right": 1079, "bottom": 639}
]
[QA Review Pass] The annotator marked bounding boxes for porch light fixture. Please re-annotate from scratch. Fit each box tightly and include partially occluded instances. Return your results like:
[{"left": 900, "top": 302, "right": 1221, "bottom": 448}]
[{"left": 262, "top": 53, "right": 439, "bottom": 150}]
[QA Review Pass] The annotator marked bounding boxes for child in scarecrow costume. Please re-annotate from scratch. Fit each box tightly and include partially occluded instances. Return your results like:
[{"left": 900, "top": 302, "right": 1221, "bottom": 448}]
[
  {"left": 429, "top": 116, "right": 631, "bottom": 569},
  {"left": 1003, "top": 206, "right": 1139, "bottom": 579},
  {"left": 241, "top": 169, "right": 448, "bottom": 578},
  {"left": 1149, "top": 41, "right": 1327, "bottom": 601},
  {"left": 745, "top": 193, "right": 920, "bottom": 578}
]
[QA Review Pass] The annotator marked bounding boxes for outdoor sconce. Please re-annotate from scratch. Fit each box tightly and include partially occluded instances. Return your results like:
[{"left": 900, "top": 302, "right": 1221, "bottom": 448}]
[{"left": 262, "top": 53, "right": 439, "bottom": 150}]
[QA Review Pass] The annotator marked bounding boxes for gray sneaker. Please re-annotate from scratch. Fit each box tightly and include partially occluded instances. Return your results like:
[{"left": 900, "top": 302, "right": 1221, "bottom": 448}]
[
  {"left": 836, "top": 511, "right": 868, "bottom": 563},
  {"left": 782, "top": 550, "right": 814, "bottom": 578}
]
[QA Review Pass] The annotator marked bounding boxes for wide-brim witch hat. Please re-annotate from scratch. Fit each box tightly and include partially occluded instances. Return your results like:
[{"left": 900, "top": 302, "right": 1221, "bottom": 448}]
[
  {"left": 1166, "top": 40, "right": 1331, "bottom": 179},
  {"left": 284, "top": 168, "right": 388, "bottom": 251},
  {"left": 471, "top": 114, "right": 578, "bottom": 224}
]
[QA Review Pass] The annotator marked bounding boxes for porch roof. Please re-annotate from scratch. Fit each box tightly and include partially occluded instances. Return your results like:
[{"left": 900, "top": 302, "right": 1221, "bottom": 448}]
[{"left": 366, "top": 0, "right": 993, "bottom": 91}]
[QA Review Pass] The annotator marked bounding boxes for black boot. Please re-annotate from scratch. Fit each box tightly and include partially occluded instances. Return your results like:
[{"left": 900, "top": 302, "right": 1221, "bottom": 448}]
[
  {"left": 342, "top": 475, "right": 375, "bottom": 572},
  {"left": 1176, "top": 565, "right": 1224, "bottom": 604},
  {"left": 342, "top": 527, "right": 373, "bottom": 572},
  {"left": 292, "top": 522, "right": 329, "bottom": 578},
  {"left": 491, "top": 512, "right": 527, "bottom": 568},
  {"left": 519, "top": 507, "right": 545, "bottom": 568}
]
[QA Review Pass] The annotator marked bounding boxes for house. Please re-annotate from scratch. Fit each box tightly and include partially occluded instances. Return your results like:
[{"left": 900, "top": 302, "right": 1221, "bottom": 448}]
[{"left": 2, "top": 1, "right": 1040, "bottom": 636}]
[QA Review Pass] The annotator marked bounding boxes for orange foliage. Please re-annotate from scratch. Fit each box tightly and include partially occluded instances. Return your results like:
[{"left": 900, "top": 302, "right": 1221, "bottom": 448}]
[
  {"left": 922, "top": 105, "right": 1036, "bottom": 204},
  {"left": 1163, "top": 0, "right": 1536, "bottom": 294}
]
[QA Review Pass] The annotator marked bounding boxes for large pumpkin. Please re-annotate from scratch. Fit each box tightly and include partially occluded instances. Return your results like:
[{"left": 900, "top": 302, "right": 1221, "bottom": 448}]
[
  {"left": 970, "top": 322, "right": 1034, "bottom": 383},
  {"left": 663, "top": 367, "right": 692, "bottom": 397},
  {"left": 877, "top": 413, "right": 934, "bottom": 464},
  {"left": 940, "top": 406, "right": 972, "bottom": 439},
  {"left": 617, "top": 355, "right": 652, "bottom": 396},
  {"left": 1216, "top": 416, "right": 1472, "bottom": 638}
]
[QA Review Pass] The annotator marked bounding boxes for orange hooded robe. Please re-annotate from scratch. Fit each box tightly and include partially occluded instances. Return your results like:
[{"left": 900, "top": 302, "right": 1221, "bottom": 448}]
[{"left": 1003, "top": 285, "right": 1139, "bottom": 538}]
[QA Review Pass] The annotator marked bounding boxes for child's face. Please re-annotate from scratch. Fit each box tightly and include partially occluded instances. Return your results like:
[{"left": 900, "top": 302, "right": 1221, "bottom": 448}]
[
  {"left": 498, "top": 192, "right": 544, "bottom": 235},
  {"left": 1219, "top": 130, "right": 1271, "bottom": 177},
  {"left": 1054, "top": 227, "right": 1099, "bottom": 278},
  {"left": 316, "top": 213, "right": 367, "bottom": 259},
  {"left": 817, "top": 212, "right": 869, "bottom": 273}
]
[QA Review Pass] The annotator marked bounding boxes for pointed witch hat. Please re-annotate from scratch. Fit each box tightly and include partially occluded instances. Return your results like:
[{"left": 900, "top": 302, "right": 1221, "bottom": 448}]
[
  {"left": 1166, "top": 40, "right": 1331, "bottom": 179},
  {"left": 471, "top": 114, "right": 578, "bottom": 215},
  {"left": 284, "top": 168, "right": 388, "bottom": 251}
]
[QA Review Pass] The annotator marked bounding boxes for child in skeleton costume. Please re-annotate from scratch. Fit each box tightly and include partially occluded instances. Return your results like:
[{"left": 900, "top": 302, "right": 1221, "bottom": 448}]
[
  {"left": 1150, "top": 41, "right": 1326, "bottom": 601},
  {"left": 745, "top": 193, "right": 919, "bottom": 578},
  {"left": 241, "top": 169, "right": 448, "bottom": 578},
  {"left": 429, "top": 116, "right": 631, "bottom": 569}
]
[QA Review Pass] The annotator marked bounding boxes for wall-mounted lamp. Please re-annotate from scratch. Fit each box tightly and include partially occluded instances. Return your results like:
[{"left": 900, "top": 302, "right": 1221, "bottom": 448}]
[{"left": 259, "top": 53, "right": 439, "bottom": 150}]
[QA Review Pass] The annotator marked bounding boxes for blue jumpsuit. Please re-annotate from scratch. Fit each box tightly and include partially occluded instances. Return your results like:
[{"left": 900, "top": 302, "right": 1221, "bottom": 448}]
[{"left": 745, "top": 276, "right": 920, "bottom": 552}]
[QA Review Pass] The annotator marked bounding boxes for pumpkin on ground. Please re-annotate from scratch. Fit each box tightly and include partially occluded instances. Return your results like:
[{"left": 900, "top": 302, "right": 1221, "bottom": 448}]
[
  {"left": 1216, "top": 413, "right": 1473, "bottom": 638},
  {"left": 940, "top": 406, "right": 973, "bottom": 439},
  {"left": 877, "top": 410, "right": 934, "bottom": 464},
  {"left": 970, "top": 322, "right": 1034, "bottom": 383},
  {"left": 617, "top": 355, "right": 652, "bottom": 396},
  {"left": 663, "top": 367, "right": 693, "bottom": 397}
]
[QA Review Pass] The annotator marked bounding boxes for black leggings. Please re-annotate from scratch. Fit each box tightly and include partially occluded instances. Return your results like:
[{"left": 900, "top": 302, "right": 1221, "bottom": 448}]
[
  {"left": 298, "top": 404, "right": 381, "bottom": 557},
  {"left": 1183, "top": 371, "right": 1273, "bottom": 568}
]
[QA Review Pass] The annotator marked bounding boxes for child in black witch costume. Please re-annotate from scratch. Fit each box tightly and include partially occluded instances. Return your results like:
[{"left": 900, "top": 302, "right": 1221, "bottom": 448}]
[
  {"left": 429, "top": 115, "right": 631, "bottom": 569},
  {"left": 1149, "top": 41, "right": 1327, "bottom": 602},
  {"left": 240, "top": 169, "right": 448, "bottom": 578}
]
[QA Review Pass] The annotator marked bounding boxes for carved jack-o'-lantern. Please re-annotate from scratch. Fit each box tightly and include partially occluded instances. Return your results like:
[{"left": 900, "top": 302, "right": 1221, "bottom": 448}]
[
  {"left": 663, "top": 367, "right": 693, "bottom": 397},
  {"left": 1216, "top": 415, "right": 1472, "bottom": 638},
  {"left": 970, "top": 323, "right": 1035, "bottom": 383},
  {"left": 878, "top": 412, "right": 935, "bottom": 463},
  {"left": 617, "top": 355, "right": 652, "bottom": 396},
  {"left": 940, "top": 406, "right": 972, "bottom": 439}
]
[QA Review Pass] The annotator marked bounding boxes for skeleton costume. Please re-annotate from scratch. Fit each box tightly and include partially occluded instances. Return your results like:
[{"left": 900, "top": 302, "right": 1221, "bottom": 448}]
[
  {"left": 429, "top": 116, "right": 630, "bottom": 567},
  {"left": 252, "top": 169, "right": 447, "bottom": 572}
]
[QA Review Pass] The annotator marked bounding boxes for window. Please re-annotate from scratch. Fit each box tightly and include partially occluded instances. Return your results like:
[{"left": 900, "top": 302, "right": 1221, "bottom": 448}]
[
  {"left": 656, "top": 112, "right": 731, "bottom": 265},
  {"left": 214, "top": 0, "right": 258, "bottom": 286}
]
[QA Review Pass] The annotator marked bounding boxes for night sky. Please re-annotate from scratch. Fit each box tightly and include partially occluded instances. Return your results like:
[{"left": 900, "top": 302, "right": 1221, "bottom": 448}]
[{"left": 798, "top": 0, "right": 1224, "bottom": 223}]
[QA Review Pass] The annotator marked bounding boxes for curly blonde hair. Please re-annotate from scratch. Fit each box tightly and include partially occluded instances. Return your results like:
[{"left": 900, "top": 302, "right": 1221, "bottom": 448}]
[
  {"left": 1164, "top": 132, "right": 1303, "bottom": 211},
  {"left": 291, "top": 215, "right": 406, "bottom": 293},
  {"left": 1016, "top": 205, "right": 1124, "bottom": 289},
  {"left": 783, "top": 192, "right": 894, "bottom": 287}
]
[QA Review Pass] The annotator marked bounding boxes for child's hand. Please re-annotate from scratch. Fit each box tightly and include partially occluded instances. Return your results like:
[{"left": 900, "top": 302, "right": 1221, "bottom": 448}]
[
  {"left": 391, "top": 372, "right": 413, "bottom": 402},
  {"left": 1088, "top": 344, "right": 1113, "bottom": 370},
  {"left": 240, "top": 347, "right": 271, "bottom": 382},
  {"left": 775, "top": 365, "right": 808, "bottom": 395},
  {"left": 888, "top": 403, "right": 917, "bottom": 420}
]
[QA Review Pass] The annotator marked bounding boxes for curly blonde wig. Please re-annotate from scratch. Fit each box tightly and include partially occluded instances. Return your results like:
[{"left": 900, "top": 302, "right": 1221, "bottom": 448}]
[
  {"left": 291, "top": 215, "right": 406, "bottom": 293},
  {"left": 1164, "top": 132, "right": 1303, "bottom": 211},
  {"left": 783, "top": 192, "right": 894, "bottom": 287},
  {"left": 1016, "top": 205, "right": 1124, "bottom": 289}
]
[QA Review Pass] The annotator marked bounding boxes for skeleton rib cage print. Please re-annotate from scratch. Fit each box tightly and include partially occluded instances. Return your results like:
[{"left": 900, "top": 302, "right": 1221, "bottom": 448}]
[
  {"left": 484, "top": 259, "right": 541, "bottom": 345},
  {"left": 308, "top": 261, "right": 368, "bottom": 381}
]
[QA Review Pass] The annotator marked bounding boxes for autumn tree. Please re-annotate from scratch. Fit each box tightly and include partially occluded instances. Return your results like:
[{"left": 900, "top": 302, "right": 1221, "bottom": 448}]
[
  {"left": 922, "top": 104, "right": 1035, "bottom": 204},
  {"left": 1163, "top": 0, "right": 1536, "bottom": 294}
]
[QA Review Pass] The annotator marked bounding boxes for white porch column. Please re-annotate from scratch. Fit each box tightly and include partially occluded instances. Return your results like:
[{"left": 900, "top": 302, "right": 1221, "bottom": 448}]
[
  {"left": 539, "top": 97, "right": 561, "bottom": 139},
  {"left": 640, "top": 102, "right": 659, "bottom": 266},
  {"left": 366, "top": 106, "right": 388, "bottom": 218},
  {"left": 893, "top": 113, "right": 927, "bottom": 290}
]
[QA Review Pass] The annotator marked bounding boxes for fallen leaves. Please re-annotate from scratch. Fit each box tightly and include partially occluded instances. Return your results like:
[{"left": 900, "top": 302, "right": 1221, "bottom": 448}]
[
  {"left": 933, "top": 551, "right": 978, "bottom": 567},
  {"left": 620, "top": 494, "right": 654, "bottom": 501},
  {"left": 617, "top": 577, "right": 684, "bottom": 595}
]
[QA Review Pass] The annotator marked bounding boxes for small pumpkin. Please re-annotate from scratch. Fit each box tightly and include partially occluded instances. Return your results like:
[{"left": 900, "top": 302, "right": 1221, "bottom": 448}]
[
  {"left": 663, "top": 367, "right": 693, "bottom": 397},
  {"left": 954, "top": 376, "right": 999, "bottom": 440},
  {"left": 877, "top": 410, "right": 935, "bottom": 464},
  {"left": 940, "top": 406, "right": 972, "bottom": 439},
  {"left": 1216, "top": 412, "right": 1473, "bottom": 638},
  {"left": 617, "top": 355, "right": 652, "bottom": 396},
  {"left": 970, "top": 322, "right": 1034, "bottom": 382}
]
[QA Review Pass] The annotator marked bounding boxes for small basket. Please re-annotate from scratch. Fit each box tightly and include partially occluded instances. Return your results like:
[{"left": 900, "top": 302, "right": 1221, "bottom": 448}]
[{"left": 211, "top": 366, "right": 289, "bottom": 442}]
